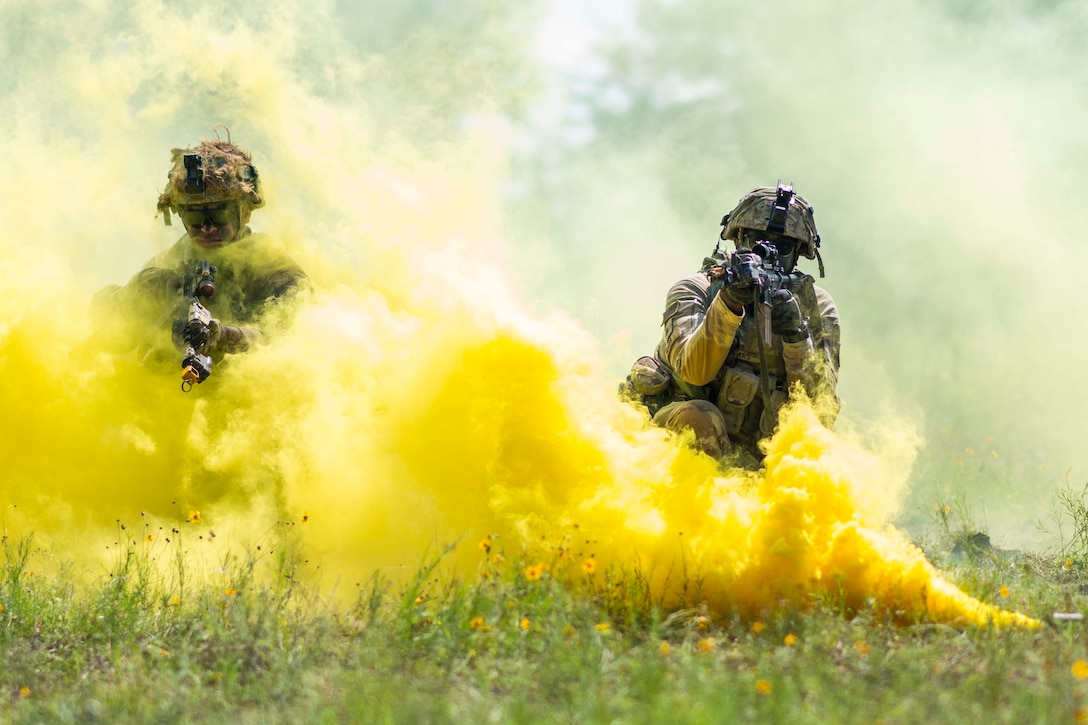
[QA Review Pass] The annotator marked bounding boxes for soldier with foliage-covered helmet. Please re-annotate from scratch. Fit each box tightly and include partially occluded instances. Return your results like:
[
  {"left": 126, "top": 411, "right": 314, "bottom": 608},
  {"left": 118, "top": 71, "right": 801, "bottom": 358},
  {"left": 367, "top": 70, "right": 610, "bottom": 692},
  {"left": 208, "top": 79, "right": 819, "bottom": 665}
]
[
  {"left": 156, "top": 139, "right": 267, "bottom": 249},
  {"left": 94, "top": 135, "right": 310, "bottom": 383},
  {"left": 619, "top": 182, "right": 841, "bottom": 466}
]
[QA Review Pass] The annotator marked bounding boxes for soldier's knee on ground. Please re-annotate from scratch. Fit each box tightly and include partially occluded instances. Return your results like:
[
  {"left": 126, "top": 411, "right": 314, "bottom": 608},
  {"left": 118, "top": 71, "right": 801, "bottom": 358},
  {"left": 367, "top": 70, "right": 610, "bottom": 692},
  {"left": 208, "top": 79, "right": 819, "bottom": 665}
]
[{"left": 652, "top": 399, "right": 731, "bottom": 459}]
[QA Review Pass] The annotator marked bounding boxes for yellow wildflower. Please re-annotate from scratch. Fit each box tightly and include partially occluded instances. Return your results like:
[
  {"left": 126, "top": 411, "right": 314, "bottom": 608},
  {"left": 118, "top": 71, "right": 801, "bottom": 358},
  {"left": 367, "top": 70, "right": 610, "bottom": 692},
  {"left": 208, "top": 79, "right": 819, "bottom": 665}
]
[
  {"left": 478, "top": 538, "right": 491, "bottom": 554},
  {"left": 581, "top": 558, "right": 596, "bottom": 574},
  {"left": 1065, "top": 559, "right": 1074, "bottom": 571},
  {"left": 188, "top": 510, "right": 201, "bottom": 524},
  {"left": 750, "top": 621, "right": 764, "bottom": 634},
  {"left": 658, "top": 641, "right": 671, "bottom": 657},
  {"left": 520, "top": 617, "right": 531, "bottom": 631},
  {"left": 755, "top": 679, "right": 773, "bottom": 695},
  {"left": 1072, "top": 660, "right": 1088, "bottom": 680},
  {"left": 784, "top": 633, "right": 797, "bottom": 647},
  {"left": 146, "top": 535, "right": 154, "bottom": 542},
  {"left": 224, "top": 589, "right": 237, "bottom": 597},
  {"left": 468, "top": 616, "right": 492, "bottom": 633},
  {"left": 595, "top": 623, "right": 611, "bottom": 633},
  {"left": 492, "top": 553, "right": 505, "bottom": 565},
  {"left": 698, "top": 638, "right": 717, "bottom": 653},
  {"left": 696, "top": 615, "right": 709, "bottom": 630},
  {"left": 854, "top": 640, "right": 871, "bottom": 657},
  {"left": 18, "top": 687, "right": 30, "bottom": 698},
  {"left": 525, "top": 564, "right": 547, "bottom": 582},
  {"left": 999, "top": 585, "right": 1009, "bottom": 598}
]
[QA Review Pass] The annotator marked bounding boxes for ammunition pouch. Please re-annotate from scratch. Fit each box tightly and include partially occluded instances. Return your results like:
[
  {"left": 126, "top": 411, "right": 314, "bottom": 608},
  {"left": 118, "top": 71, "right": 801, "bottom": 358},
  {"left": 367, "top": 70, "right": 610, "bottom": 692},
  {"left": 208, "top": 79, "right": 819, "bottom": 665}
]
[
  {"left": 629, "top": 356, "right": 670, "bottom": 395},
  {"left": 619, "top": 356, "right": 674, "bottom": 416},
  {"left": 715, "top": 367, "right": 760, "bottom": 435}
]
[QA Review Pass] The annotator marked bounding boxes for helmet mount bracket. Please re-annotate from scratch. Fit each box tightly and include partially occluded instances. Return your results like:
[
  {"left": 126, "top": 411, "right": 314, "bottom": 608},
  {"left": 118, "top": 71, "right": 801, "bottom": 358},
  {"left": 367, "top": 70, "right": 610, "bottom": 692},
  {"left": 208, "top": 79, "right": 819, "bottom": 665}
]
[
  {"left": 766, "top": 182, "right": 794, "bottom": 236},
  {"left": 183, "top": 153, "right": 205, "bottom": 195}
]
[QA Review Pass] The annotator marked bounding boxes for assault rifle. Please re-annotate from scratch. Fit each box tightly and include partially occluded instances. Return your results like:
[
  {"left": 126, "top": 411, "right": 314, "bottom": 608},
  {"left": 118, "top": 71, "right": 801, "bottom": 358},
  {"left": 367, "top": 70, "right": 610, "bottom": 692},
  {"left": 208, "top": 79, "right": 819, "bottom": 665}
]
[
  {"left": 705, "top": 241, "right": 810, "bottom": 306},
  {"left": 171, "top": 260, "right": 217, "bottom": 392}
]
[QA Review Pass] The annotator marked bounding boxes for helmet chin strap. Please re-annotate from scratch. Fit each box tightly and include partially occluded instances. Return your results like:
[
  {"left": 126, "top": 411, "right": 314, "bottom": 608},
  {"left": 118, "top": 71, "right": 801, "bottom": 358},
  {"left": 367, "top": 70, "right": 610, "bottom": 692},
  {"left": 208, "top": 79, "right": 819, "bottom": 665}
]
[{"left": 779, "top": 250, "right": 799, "bottom": 274}]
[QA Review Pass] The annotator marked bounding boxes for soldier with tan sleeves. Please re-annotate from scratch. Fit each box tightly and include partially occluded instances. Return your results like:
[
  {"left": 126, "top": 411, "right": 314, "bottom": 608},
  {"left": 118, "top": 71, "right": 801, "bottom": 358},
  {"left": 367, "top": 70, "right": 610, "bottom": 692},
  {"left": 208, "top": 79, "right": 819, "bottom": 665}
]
[
  {"left": 95, "top": 137, "right": 310, "bottom": 378},
  {"left": 621, "top": 183, "right": 840, "bottom": 466}
]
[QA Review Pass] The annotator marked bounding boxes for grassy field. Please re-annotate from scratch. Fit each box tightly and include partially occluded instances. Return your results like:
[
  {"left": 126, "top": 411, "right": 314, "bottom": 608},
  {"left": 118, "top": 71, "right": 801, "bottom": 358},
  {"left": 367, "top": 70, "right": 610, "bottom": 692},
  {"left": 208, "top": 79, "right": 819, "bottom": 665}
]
[{"left": 4, "top": 502, "right": 1088, "bottom": 725}]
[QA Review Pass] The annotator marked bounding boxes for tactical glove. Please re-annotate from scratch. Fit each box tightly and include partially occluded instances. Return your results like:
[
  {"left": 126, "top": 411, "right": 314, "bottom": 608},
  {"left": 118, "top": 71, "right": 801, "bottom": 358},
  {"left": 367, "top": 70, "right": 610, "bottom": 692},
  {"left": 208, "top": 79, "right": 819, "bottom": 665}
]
[
  {"left": 717, "top": 251, "right": 762, "bottom": 308},
  {"left": 206, "top": 319, "right": 255, "bottom": 353},
  {"left": 718, "top": 280, "right": 757, "bottom": 309},
  {"left": 770, "top": 289, "right": 809, "bottom": 343}
]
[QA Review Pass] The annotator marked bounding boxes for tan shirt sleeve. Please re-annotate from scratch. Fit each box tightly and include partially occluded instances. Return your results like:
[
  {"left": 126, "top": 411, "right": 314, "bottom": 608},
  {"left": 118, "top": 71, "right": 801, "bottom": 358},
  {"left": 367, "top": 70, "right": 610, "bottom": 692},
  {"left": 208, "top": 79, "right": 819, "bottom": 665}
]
[{"left": 658, "top": 273, "right": 744, "bottom": 386}]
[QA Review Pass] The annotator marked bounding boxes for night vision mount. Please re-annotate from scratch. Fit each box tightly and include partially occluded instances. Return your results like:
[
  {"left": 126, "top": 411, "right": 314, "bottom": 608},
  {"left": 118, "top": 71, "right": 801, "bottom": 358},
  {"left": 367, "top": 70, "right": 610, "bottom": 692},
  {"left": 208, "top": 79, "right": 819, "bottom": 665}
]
[
  {"left": 183, "top": 153, "right": 205, "bottom": 195},
  {"left": 766, "top": 181, "right": 794, "bottom": 235}
]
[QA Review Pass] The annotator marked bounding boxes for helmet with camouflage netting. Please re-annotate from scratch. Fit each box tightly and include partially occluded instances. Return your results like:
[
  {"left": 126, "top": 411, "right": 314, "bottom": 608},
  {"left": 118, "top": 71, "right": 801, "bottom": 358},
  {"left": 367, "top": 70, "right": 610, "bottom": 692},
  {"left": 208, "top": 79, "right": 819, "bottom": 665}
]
[
  {"left": 156, "top": 139, "right": 264, "bottom": 226},
  {"left": 720, "top": 182, "right": 823, "bottom": 274}
]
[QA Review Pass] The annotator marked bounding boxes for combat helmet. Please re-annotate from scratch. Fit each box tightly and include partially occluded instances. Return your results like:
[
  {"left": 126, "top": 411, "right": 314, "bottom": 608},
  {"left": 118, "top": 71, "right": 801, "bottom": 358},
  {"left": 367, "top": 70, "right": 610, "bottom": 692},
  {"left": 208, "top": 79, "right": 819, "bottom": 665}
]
[
  {"left": 720, "top": 183, "right": 824, "bottom": 276},
  {"left": 156, "top": 140, "right": 264, "bottom": 226}
]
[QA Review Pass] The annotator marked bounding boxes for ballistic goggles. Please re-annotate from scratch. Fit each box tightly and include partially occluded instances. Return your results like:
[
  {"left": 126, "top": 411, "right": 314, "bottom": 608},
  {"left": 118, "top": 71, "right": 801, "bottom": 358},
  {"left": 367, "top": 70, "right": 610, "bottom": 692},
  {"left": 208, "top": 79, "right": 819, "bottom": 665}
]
[{"left": 177, "top": 204, "right": 237, "bottom": 229}]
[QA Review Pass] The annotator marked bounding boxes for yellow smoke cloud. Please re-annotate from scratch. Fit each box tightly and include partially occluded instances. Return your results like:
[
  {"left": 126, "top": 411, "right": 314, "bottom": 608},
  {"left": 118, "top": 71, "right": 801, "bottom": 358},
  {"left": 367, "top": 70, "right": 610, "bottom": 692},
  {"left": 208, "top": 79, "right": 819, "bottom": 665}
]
[
  {"left": 0, "top": 241, "right": 1035, "bottom": 627},
  {"left": 0, "top": 0, "right": 1035, "bottom": 628}
]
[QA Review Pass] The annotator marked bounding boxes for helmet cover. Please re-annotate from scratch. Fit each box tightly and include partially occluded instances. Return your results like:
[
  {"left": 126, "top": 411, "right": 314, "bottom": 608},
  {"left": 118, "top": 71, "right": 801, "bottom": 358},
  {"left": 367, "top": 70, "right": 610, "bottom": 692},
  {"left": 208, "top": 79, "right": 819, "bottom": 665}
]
[
  {"left": 156, "top": 140, "right": 263, "bottom": 220},
  {"left": 720, "top": 184, "right": 820, "bottom": 259}
]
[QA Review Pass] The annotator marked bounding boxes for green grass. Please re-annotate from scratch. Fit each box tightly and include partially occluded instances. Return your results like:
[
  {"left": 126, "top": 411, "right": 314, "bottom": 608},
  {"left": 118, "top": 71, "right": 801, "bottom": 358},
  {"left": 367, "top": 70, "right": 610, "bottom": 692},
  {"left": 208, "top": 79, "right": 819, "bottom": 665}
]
[{"left": 6, "top": 510, "right": 1088, "bottom": 725}]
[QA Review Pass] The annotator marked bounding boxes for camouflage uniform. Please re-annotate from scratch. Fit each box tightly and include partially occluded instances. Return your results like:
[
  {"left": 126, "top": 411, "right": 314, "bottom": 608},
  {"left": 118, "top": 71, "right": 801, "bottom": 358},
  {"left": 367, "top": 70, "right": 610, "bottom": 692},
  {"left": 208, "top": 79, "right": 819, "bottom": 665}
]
[
  {"left": 94, "top": 140, "right": 309, "bottom": 366},
  {"left": 621, "top": 185, "right": 841, "bottom": 463}
]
